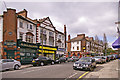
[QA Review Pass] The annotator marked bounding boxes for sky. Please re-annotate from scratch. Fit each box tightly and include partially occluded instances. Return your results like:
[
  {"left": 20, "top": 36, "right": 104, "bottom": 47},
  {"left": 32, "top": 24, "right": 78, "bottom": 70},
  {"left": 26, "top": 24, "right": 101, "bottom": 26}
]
[{"left": 0, "top": 0, "right": 119, "bottom": 49}]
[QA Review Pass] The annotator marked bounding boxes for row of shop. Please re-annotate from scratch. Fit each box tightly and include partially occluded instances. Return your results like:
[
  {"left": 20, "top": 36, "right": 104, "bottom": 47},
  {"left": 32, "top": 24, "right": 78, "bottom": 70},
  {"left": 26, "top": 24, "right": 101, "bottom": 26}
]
[
  {"left": 67, "top": 52, "right": 100, "bottom": 58},
  {"left": 3, "top": 39, "right": 65, "bottom": 64}
]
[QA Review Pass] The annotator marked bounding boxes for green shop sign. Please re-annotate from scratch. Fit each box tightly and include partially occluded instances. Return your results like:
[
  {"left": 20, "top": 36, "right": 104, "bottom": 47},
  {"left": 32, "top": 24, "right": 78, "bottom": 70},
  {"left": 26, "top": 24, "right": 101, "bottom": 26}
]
[{"left": 17, "top": 39, "right": 38, "bottom": 49}]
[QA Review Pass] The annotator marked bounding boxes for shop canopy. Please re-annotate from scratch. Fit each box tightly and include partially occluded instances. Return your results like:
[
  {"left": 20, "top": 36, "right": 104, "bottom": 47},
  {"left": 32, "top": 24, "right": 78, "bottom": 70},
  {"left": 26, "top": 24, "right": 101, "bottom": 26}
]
[{"left": 112, "top": 37, "right": 120, "bottom": 48}]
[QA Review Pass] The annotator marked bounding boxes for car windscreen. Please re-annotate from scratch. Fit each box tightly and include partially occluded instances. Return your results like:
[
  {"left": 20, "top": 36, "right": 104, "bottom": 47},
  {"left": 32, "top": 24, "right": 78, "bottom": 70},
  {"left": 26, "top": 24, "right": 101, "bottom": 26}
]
[
  {"left": 94, "top": 57, "right": 101, "bottom": 59},
  {"left": 78, "top": 57, "right": 91, "bottom": 62}
]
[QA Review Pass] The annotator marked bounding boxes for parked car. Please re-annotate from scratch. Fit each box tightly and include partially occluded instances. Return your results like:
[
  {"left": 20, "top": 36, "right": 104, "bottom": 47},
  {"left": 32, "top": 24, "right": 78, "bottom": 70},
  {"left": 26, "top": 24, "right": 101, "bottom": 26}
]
[
  {"left": 32, "top": 56, "right": 55, "bottom": 66},
  {"left": 107, "top": 55, "right": 114, "bottom": 60},
  {"left": 67, "top": 56, "right": 79, "bottom": 62},
  {"left": 112, "top": 54, "right": 118, "bottom": 59},
  {"left": 93, "top": 56, "right": 104, "bottom": 63},
  {"left": 0, "top": 59, "right": 21, "bottom": 71},
  {"left": 99, "top": 56, "right": 107, "bottom": 63},
  {"left": 55, "top": 57, "right": 67, "bottom": 64},
  {"left": 102, "top": 56, "right": 110, "bottom": 62},
  {"left": 73, "top": 57, "right": 96, "bottom": 71}
]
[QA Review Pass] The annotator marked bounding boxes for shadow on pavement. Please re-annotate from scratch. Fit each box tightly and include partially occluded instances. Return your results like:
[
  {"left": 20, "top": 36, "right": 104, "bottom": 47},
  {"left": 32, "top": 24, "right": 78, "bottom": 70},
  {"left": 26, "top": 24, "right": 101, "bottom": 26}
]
[{"left": 94, "top": 66, "right": 104, "bottom": 72}]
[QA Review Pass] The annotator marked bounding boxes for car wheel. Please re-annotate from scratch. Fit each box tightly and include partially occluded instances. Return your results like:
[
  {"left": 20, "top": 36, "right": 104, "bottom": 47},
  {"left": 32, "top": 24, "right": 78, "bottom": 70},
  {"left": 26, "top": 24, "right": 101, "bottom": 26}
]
[
  {"left": 14, "top": 65, "right": 20, "bottom": 70},
  {"left": 89, "top": 67, "right": 93, "bottom": 71},
  {"left": 59, "top": 61, "right": 61, "bottom": 64},
  {"left": 40, "top": 62, "right": 44, "bottom": 66},
  {"left": 94, "top": 65, "right": 96, "bottom": 68},
  {"left": 33, "top": 64, "right": 37, "bottom": 66},
  {"left": 51, "top": 61, "right": 55, "bottom": 65}
]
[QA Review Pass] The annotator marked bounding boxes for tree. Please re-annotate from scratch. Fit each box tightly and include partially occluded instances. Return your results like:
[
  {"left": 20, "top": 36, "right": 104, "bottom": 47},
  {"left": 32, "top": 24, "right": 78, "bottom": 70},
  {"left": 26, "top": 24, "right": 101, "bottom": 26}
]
[
  {"left": 103, "top": 33, "right": 108, "bottom": 55},
  {"left": 103, "top": 48, "right": 116, "bottom": 55}
]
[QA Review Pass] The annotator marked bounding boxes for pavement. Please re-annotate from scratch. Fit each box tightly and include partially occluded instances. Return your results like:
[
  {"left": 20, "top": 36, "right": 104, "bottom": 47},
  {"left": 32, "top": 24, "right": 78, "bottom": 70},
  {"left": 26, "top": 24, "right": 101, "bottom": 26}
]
[
  {"left": 85, "top": 59, "right": 119, "bottom": 78},
  {"left": 20, "top": 64, "right": 33, "bottom": 69}
]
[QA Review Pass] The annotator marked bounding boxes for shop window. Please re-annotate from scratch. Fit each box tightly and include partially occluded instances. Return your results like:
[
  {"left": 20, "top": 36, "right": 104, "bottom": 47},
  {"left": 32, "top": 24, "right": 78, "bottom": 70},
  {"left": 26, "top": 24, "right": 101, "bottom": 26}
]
[
  {"left": 27, "top": 53, "right": 31, "bottom": 56},
  {"left": 20, "top": 22, "right": 23, "bottom": 28},
  {"left": 20, "top": 53, "right": 25, "bottom": 56}
]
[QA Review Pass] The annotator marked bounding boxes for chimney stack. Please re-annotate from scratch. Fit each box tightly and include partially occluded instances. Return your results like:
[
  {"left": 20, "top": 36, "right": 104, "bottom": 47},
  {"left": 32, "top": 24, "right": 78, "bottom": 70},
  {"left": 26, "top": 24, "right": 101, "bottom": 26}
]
[
  {"left": 64, "top": 25, "right": 67, "bottom": 49},
  {"left": 68, "top": 34, "right": 70, "bottom": 41},
  {"left": 77, "top": 34, "right": 85, "bottom": 38}
]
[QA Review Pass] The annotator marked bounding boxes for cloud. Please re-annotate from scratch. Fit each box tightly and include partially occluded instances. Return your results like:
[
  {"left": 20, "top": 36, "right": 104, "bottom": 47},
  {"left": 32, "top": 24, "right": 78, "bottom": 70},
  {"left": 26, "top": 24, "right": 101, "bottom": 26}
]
[{"left": 1, "top": 2, "right": 118, "bottom": 48}]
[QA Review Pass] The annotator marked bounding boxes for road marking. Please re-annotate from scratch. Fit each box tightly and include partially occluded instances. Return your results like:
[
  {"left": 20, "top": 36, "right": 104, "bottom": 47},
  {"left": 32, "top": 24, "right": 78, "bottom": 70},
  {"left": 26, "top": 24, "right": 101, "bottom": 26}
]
[
  {"left": 76, "top": 71, "right": 89, "bottom": 80},
  {"left": 64, "top": 72, "right": 78, "bottom": 80},
  {"left": 68, "top": 73, "right": 77, "bottom": 78}
]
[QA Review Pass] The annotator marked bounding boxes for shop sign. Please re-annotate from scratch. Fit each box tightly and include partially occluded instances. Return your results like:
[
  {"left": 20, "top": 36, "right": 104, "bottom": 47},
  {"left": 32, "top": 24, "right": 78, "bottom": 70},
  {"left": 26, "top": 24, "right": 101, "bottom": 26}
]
[
  {"left": 39, "top": 45, "right": 58, "bottom": 54},
  {"left": 39, "top": 50, "right": 55, "bottom": 54},
  {"left": 19, "top": 42, "right": 38, "bottom": 49},
  {"left": 57, "top": 48, "right": 66, "bottom": 52},
  {"left": 83, "top": 47, "right": 85, "bottom": 49},
  {"left": 4, "top": 42, "right": 16, "bottom": 47},
  {"left": 39, "top": 46, "right": 57, "bottom": 51}
]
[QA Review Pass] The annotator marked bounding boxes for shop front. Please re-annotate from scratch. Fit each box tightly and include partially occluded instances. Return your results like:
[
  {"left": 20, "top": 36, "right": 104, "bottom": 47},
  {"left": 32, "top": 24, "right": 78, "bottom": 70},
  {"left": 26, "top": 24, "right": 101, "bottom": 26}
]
[
  {"left": 38, "top": 45, "right": 58, "bottom": 60},
  {"left": 17, "top": 39, "right": 38, "bottom": 64},
  {"left": 56, "top": 48, "right": 66, "bottom": 58}
]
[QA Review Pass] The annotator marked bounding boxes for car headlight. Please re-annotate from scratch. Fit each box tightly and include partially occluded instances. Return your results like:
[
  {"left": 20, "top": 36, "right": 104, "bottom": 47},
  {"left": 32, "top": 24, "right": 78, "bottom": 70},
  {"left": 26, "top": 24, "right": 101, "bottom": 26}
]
[
  {"left": 73, "top": 63, "right": 79, "bottom": 66},
  {"left": 56, "top": 60, "right": 59, "bottom": 62},
  {"left": 83, "top": 64, "right": 88, "bottom": 67}
]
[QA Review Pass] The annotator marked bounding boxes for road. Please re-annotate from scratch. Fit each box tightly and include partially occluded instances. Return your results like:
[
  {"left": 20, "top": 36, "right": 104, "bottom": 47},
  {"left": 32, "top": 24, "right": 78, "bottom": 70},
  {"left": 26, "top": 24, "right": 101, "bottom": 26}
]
[
  {"left": 1, "top": 60, "right": 118, "bottom": 80},
  {"left": 2, "top": 62, "right": 88, "bottom": 79}
]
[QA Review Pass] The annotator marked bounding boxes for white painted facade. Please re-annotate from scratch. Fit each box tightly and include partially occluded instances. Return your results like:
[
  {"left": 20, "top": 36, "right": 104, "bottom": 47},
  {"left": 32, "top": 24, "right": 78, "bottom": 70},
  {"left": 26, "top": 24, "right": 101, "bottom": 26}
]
[
  {"left": 71, "top": 41, "right": 81, "bottom": 51},
  {"left": 37, "top": 19, "right": 56, "bottom": 46},
  {"left": 17, "top": 18, "right": 36, "bottom": 43},
  {"left": 56, "top": 33, "right": 65, "bottom": 48},
  {"left": 0, "top": 16, "right": 3, "bottom": 42}
]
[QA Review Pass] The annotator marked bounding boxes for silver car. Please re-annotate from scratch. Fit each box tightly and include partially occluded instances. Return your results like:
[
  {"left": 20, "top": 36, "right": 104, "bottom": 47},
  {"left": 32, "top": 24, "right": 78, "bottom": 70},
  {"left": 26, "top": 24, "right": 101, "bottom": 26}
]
[
  {"left": 0, "top": 59, "right": 21, "bottom": 71},
  {"left": 93, "top": 56, "right": 103, "bottom": 63}
]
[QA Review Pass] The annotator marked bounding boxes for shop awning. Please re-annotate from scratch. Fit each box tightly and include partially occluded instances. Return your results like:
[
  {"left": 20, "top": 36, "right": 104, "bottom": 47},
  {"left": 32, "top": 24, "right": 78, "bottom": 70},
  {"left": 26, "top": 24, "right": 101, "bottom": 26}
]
[{"left": 112, "top": 37, "right": 120, "bottom": 48}]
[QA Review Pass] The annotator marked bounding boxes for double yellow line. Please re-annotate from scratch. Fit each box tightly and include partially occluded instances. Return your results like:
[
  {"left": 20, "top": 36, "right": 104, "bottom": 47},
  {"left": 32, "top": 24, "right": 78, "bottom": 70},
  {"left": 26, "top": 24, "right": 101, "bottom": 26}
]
[{"left": 76, "top": 71, "right": 89, "bottom": 80}]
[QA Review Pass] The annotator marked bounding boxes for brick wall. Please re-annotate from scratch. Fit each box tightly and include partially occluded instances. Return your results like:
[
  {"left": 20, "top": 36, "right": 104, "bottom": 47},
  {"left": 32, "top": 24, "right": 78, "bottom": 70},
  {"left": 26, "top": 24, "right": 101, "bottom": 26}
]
[{"left": 3, "top": 8, "right": 17, "bottom": 42}]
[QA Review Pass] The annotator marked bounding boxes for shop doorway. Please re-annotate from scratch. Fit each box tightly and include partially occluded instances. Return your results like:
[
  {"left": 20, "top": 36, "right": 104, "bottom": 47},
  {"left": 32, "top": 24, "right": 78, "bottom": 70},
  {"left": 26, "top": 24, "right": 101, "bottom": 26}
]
[{"left": 6, "top": 50, "right": 15, "bottom": 59}]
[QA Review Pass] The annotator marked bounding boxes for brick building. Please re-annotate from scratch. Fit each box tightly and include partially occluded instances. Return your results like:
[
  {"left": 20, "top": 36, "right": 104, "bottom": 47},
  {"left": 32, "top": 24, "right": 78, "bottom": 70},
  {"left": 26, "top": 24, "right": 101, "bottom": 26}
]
[
  {"left": 0, "top": 8, "right": 66, "bottom": 64},
  {"left": 67, "top": 34, "right": 103, "bottom": 57}
]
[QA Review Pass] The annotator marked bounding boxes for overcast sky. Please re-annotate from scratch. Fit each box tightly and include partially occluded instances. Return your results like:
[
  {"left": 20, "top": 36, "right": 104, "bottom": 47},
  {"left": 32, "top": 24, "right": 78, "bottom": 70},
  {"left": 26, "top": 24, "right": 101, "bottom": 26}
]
[{"left": 0, "top": 1, "right": 119, "bottom": 48}]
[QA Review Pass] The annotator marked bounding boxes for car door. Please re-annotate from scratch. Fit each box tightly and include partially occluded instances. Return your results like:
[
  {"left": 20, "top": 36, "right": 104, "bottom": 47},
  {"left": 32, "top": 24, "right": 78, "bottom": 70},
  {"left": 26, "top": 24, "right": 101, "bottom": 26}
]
[
  {"left": 7, "top": 59, "right": 14, "bottom": 69},
  {"left": 2, "top": 59, "right": 8, "bottom": 70}
]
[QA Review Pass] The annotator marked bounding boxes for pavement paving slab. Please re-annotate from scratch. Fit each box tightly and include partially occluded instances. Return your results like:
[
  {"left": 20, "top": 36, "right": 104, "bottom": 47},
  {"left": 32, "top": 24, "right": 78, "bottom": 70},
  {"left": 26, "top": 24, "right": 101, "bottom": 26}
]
[{"left": 85, "top": 59, "right": 119, "bottom": 78}]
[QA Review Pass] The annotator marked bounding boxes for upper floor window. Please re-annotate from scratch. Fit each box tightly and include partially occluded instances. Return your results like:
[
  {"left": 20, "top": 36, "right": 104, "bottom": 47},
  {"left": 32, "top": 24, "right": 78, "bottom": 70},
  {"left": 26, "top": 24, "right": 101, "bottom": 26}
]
[
  {"left": 30, "top": 25, "right": 32, "bottom": 29},
  {"left": 49, "top": 31, "right": 54, "bottom": 37},
  {"left": 77, "top": 46, "right": 79, "bottom": 50},
  {"left": 40, "top": 29, "right": 46, "bottom": 34},
  {"left": 20, "top": 22, "right": 23, "bottom": 28},
  {"left": 77, "top": 41, "right": 79, "bottom": 44},
  {"left": 26, "top": 32, "right": 34, "bottom": 43},
  {"left": 27, "top": 24, "right": 29, "bottom": 29},
  {"left": 62, "top": 35, "right": 64, "bottom": 40},
  {"left": 73, "top": 47, "right": 74, "bottom": 50},
  {"left": 58, "top": 35, "right": 61, "bottom": 39},
  {"left": 19, "top": 33, "right": 23, "bottom": 40}
]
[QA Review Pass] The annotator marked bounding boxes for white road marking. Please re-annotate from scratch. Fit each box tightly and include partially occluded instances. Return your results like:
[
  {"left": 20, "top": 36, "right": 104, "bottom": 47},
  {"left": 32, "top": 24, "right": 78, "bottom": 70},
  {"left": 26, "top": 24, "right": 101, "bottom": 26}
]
[{"left": 68, "top": 73, "right": 77, "bottom": 78}]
